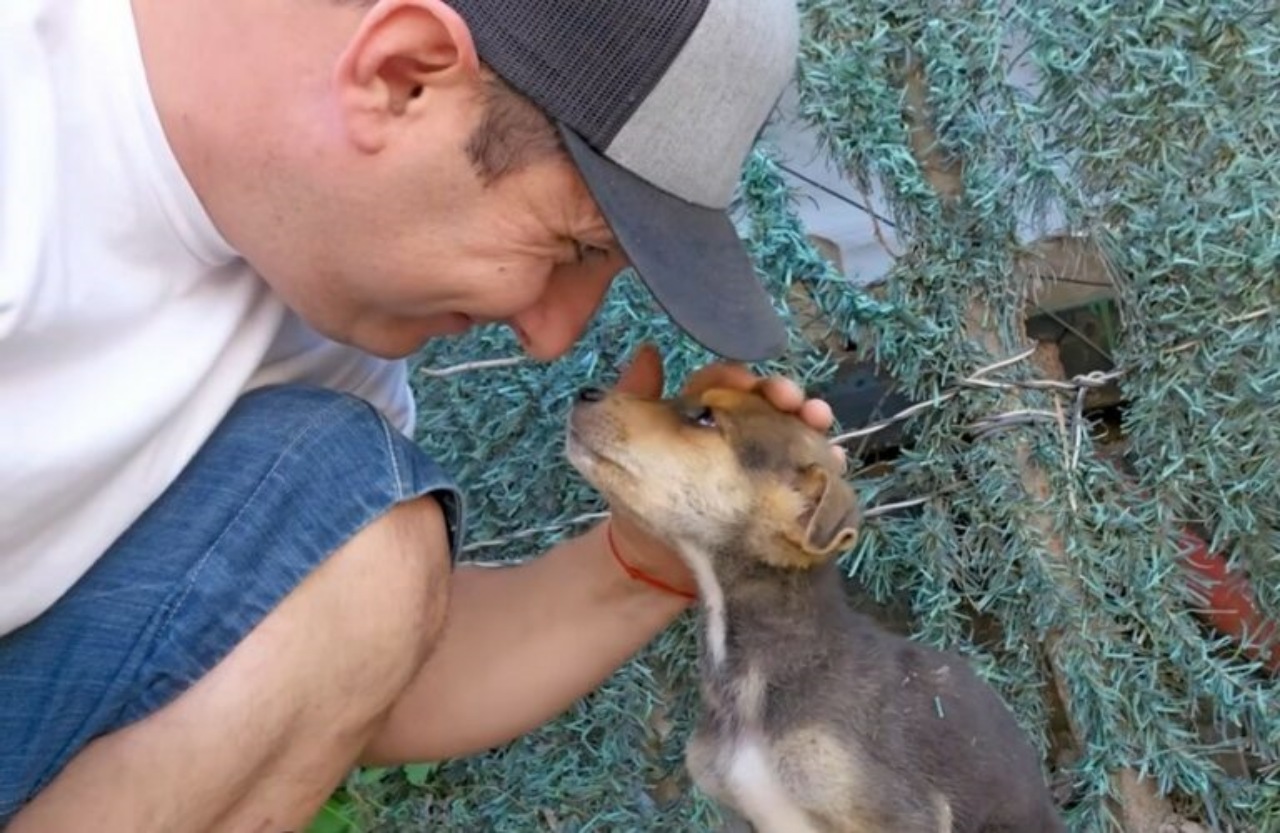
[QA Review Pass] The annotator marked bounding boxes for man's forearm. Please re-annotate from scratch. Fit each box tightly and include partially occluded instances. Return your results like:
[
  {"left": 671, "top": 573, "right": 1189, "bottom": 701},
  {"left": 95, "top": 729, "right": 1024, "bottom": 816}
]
[{"left": 360, "top": 522, "right": 692, "bottom": 764}]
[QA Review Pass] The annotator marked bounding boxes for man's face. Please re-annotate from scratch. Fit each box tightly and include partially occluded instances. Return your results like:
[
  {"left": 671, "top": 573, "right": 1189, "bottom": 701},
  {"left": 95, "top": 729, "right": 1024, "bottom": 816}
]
[
  {"left": 264, "top": 139, "right": 627, "bottom": 363},
  {"left": 195, "top": 1, "right": 639, "bottom": 364}
]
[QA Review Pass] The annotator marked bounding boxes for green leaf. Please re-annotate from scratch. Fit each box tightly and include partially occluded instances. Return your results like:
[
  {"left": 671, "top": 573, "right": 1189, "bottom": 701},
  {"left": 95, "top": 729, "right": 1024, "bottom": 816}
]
[
  {"left": 402, "top": 762, "right": 438, "bottom": 787},
  {"left": 305, "top": 800, "right": 356, "bottom": 833}
]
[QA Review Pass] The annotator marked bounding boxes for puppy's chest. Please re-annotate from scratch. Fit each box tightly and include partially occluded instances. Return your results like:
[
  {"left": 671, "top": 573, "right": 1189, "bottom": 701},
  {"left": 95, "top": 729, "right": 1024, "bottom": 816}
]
[{"left": 690, "top": 664, "right": 826, "bottom": 833}]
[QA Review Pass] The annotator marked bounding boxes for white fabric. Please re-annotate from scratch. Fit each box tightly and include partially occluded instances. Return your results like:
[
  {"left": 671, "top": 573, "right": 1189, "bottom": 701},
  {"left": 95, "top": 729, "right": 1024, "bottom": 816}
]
[{"left": 0, "top": 0, "right": 414, "bottom": 636}]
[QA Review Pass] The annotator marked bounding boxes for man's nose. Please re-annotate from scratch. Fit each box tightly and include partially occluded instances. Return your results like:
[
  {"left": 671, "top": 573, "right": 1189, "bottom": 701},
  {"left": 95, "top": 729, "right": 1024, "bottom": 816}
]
[{"left": 512, "top": 266, "right": 620, "bottom": 362}]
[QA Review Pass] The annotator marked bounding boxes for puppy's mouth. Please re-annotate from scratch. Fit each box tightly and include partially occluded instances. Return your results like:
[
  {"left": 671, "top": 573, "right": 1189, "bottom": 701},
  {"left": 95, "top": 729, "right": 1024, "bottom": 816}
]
[
  {"left": 565, "top": 425, "right": 636, "bottom": 485},
  {"left": 566, "top": 426, "right": 614, "bottom": 467}
]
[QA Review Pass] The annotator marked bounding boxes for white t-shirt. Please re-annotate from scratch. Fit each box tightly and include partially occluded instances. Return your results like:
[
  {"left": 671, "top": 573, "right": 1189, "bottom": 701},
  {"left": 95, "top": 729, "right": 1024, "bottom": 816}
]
[{"left": 0, "top": 0, "right": 415, "bottom": 636}]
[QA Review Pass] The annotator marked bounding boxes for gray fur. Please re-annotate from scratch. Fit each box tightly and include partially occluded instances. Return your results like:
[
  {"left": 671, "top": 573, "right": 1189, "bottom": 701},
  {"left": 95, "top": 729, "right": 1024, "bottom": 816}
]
[{"left": 690, "top": 548, "right": 1067, "bottom": 832}]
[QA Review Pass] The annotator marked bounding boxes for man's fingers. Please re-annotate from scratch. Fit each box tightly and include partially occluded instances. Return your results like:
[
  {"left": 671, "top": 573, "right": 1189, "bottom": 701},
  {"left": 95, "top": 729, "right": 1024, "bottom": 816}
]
[
  {"left": 684, "top": 366, "right": 803, "bottom": 409},
  {"left": 798, "top": 398, "right": 835, "bottom": 432},
  {"left": 681, "top": 362, "right": 754, "bottom": 397},
  {"left": 614, "top": 351, "right": 846, "bottom": 470},
  {"left": 681, "top": 365, "right": 834, "bottom": 433},
  {"left": 755, "top": 377, "right": 806, "bottom": 416}
]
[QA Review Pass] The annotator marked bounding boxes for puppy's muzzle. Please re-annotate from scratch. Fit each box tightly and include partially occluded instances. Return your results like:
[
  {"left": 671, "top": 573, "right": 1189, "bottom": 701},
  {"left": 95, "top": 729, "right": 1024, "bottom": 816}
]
[
  {"left": 568, "top": 387, "right": 608, "bottom": 438},
  {"left": 566, "top": 387, "right": 616, "bottom": 460}
]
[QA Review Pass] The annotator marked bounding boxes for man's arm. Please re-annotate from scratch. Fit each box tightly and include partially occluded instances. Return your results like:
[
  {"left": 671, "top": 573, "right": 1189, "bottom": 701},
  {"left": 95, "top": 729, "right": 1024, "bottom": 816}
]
[{"left": 360, "top": 520, "right": 691, "bottom": 764}]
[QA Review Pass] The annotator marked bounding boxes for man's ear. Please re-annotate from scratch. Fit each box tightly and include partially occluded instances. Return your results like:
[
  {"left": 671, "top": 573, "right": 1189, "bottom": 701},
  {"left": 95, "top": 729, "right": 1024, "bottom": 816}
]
[
  {"left": 794, "top": 464, "right": 861, "bottom": 558},
  {"left": 334, "top": 0, "right": 481, "bottom": 152}
]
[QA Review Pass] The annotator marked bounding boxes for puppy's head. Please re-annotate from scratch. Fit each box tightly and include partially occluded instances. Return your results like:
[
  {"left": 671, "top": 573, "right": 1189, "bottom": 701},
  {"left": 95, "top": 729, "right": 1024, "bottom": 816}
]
[{"left": 566, "top": 386, "right": 860, "bottom": 569}]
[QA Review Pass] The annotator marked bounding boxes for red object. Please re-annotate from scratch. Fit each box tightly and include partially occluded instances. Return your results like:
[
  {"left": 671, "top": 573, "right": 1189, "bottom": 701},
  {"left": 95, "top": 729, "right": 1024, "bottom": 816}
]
[
  {"left": 1178, "top": 528, "right": 1280, "bottom": 675},
  {"left": 606, "top": 522, "right": 698, "bottom": 602}
]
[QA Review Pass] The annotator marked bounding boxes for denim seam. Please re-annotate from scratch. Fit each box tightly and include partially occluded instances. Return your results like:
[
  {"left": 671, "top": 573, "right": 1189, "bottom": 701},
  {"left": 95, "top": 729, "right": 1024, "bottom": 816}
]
[{"left": 374, "top": 406, "right": 407, "bottom": 502}]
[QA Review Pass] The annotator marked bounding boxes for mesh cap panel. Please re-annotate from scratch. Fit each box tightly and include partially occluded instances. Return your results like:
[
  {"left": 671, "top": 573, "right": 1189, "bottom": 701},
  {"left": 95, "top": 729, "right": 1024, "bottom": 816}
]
[{"left": 445, "top": 0, "right": 710, "bottom": 148}]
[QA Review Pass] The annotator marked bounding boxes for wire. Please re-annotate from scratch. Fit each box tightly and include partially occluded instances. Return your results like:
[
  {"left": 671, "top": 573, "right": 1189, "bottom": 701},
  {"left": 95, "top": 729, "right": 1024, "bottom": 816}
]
[{"left": 777, "top": 162, "right": 899, "bottom": 229}]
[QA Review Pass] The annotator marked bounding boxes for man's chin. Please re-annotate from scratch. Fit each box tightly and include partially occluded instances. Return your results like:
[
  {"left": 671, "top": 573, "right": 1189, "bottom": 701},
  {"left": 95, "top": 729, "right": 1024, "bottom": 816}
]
[{"left": 352, "top": 315, "right": 476, "bottom": 359}]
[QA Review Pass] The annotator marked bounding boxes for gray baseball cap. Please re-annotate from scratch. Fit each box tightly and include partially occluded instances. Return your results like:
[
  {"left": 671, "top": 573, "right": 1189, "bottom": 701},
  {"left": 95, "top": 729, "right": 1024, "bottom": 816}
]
[{"left": 447, "top": 0, "right": 800, "bottom": 362}]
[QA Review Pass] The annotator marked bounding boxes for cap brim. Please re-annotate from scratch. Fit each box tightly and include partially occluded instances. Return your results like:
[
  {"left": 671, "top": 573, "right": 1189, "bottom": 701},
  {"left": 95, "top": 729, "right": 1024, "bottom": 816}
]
[{"left": 558, "top": 125, "right": 788, "bottom": 363}]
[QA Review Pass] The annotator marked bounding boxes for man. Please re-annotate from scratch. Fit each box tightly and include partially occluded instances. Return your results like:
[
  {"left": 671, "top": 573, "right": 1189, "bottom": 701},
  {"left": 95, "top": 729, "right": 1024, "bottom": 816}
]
[{"left": 0, "top": 1, "right": 840, "bottom": 830}]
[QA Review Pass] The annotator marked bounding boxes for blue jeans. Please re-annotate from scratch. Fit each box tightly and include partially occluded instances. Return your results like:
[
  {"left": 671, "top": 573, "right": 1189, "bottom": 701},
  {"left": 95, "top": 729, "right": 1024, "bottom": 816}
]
[{"left": 0, "top": 385, "right": 465, "bottom": 823}]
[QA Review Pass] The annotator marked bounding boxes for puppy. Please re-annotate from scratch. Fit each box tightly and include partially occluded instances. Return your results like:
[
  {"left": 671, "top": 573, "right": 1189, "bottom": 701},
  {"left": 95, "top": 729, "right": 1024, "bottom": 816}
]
[{"left": 566, "top": 385, "right": 1066, "bottom": 833}]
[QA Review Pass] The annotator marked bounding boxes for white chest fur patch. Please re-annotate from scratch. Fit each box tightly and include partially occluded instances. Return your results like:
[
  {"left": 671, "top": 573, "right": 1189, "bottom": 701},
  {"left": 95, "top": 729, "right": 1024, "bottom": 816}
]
[{"left": 725, "top": 737, "right": 822, "bottom": 833}]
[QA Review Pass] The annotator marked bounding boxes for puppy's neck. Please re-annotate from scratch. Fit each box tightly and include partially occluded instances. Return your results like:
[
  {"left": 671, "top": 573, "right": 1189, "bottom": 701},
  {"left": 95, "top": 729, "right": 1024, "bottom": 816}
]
[
  {"left": 676, "top": 536, "right": 845, "bottom": 673},
  {"left": 674, "top": 539, "right": 733, "bottom": 669}
]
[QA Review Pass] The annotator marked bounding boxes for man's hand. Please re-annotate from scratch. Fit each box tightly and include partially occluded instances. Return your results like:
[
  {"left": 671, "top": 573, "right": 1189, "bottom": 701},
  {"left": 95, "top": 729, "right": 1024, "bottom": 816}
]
[
  {"left": 602, "top": 343, "right": 845, "bottom": 598},
  {"left": 615, "top": 343, "right": 841, "bottom": 436}
]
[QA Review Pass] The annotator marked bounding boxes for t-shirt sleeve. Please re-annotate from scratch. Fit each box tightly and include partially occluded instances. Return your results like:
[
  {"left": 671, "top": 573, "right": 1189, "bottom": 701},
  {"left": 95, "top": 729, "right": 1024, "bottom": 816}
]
[{"left": 246, "top": 309, "right": 417, "bottom": 437}]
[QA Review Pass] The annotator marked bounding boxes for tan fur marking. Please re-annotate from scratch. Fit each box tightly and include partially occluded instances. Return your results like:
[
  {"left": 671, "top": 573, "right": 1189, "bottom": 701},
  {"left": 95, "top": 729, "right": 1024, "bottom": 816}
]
[
  {"left": 725, "top": 738, "right": 823, "bottom": 833},
  {"left": 772, "top": 726, "right": 876, "bottom": 830},
  {"left": 570, "top": 387, "right": 860, "bottom": 575},
  {"left": 746, "top": 484, "right": 817, "bottom": 569}
]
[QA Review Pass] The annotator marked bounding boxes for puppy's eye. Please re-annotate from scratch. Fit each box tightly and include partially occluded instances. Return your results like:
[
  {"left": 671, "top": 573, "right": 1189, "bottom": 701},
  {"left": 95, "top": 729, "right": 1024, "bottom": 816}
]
[{"left": 687, "top": 406, "right": 717, "bottom": 428}]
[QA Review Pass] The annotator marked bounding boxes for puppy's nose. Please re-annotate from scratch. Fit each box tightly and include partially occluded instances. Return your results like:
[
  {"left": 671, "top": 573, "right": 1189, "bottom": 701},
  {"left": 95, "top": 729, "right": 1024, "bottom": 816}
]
[{"left": 577, "top": 387, "right": 606, "bottom": 403}]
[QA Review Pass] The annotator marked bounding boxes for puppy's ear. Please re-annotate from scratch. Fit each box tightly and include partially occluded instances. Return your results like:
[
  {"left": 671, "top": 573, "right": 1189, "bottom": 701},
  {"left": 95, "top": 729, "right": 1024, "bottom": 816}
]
[{"left": 794, "top": 464, "right": 860, "bottom": 558}]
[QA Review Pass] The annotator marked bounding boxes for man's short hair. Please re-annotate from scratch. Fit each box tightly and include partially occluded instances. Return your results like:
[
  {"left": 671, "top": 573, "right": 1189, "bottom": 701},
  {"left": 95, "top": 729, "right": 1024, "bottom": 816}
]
[{"left": 466, "top": 69, "right": 565, "bottom": 184}]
